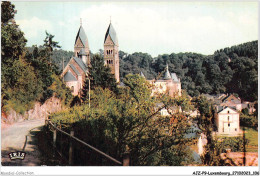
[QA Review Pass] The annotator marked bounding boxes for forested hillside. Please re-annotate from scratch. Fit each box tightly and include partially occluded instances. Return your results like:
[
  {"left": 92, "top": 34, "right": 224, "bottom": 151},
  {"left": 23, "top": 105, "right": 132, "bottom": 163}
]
[
  {"left": 118, "top": 41, "right": 258, "bottom": 101},
  {"left": 50, "top": 41, "right": 257, "bottom": 101}
]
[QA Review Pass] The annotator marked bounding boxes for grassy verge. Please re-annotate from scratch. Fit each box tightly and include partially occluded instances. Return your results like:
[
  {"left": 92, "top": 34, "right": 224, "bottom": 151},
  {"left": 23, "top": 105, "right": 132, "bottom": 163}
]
[{"left": 244, "top": 127, "right": 258, "bottom": 152}]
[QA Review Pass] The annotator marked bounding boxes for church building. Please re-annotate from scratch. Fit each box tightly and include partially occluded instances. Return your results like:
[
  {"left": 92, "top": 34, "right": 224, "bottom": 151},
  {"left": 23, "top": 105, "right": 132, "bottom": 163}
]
[
  {"left": 104, "top": 22, "right": 120, "bottom": 83},
  {"left": 61, "top": 20, "right": 119, "bottom": 96}
]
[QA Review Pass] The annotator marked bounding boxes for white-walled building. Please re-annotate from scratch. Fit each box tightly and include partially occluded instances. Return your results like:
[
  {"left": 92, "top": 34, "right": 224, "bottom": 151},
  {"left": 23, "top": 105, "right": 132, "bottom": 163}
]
[{"left": 215, "top": 107, "right": 240, "bottom": 135}]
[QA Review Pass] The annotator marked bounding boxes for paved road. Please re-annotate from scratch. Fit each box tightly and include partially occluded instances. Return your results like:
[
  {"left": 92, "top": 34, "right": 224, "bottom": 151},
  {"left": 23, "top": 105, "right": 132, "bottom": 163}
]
[{"left": 1, "top": 118, "right": 45, "bottom": 166}]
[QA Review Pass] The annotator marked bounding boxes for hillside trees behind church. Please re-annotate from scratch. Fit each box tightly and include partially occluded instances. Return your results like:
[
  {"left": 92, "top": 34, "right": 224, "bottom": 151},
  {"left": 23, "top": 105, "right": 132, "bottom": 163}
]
[
  {"left": 1, "top": 1, "right": 72, "bottom": 114},
  {"left": 119, "top": 40, "right": 257, "bottom": 101},
  {"left": 81, "top": 54, "right": 118, "bottom": 103}
]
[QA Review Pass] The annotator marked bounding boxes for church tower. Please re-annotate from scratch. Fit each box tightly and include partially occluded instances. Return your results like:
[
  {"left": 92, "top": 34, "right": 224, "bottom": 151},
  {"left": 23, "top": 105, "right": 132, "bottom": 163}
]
[
  {"left": 74, "top": 20, "right": 90, "bottom": 66},
  {"left": 104, "top": 21, "right": 120, "bottom": 82}
]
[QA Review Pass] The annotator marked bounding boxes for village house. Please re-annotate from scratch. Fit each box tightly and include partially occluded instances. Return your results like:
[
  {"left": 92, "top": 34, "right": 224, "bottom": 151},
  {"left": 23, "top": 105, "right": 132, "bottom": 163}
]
[
  {"left": 214, "top": 106, "right": 241, "bottom": 135},
  {"left": 218, "top": 94, "right": 242, "bottom": 111},
  {"left": 61, "top": 20, "right": 119, "bottom": 96}
]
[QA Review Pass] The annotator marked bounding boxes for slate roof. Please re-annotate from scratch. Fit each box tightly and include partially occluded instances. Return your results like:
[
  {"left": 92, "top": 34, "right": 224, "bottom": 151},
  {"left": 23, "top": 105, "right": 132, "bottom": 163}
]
[
  {"left": 163, "top": 64, "right": 172, "bottom": 80},
  {"left": 64, "top": 71, "right": 77, "bottom": 82},
  {"left": 104, "top": 23, "right": 118, "bottom": 45},
  {"left": 222, "top": 94, "right": 240, "bottom": 102},
  {"left": 75, "top": 26, "right": 88, "bottom": 47},
  {"left": 218, "top": 106, "right": 237, "bottom": 113},
  {"left": 79, "top": 48, "right": 87, "bottom": 56},
  {"left": 171, "top": 73, "right": 179, "bottom": 82},
  {"left": 73, "top": 57, "right": 87, "bottom": 73},
  {"left": 69, "top": 64, "right": 81, "bottom": 76}
]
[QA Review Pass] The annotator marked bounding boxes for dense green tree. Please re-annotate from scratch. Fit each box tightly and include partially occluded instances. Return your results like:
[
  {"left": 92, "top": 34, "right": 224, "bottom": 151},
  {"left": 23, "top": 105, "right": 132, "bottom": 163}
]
[
  {"left": 51, "top": 75, "right": 195, "bottom": 166},
  {"left": 194, "top": 96, "right": 222, "bottom": 166},
  {"left": 43, "top": 31, "right": 61, "bottom": 53},
  {"left": 81, "top": 54, "right": 118, "bottom": 103},
  {"left": 1, "top": 1, "right": 15, "bottom": 24},
  {"left": 1, "top": 2, "right": 72, "bottom": 114}
]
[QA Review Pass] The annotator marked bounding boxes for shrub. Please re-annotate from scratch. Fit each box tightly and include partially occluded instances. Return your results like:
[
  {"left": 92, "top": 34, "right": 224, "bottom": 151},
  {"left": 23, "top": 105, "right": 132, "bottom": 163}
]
[{"left": 240, "top": 114, "right": 258, "bottom": 130}]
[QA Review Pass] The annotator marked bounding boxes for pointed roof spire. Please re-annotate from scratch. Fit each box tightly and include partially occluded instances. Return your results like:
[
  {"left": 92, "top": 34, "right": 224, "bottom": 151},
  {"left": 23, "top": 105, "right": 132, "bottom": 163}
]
[
  {"left": 140, "top": 71, "right": 145, "bottom": 78},
  {"left": 75, "top": 23, "right": 89, "bottom": 47},
  {"left": 104, "top": 22, "right": 118, "bottom": 46},
  {"left": 163, "top": 64, "right": 172, "bottom": 80}
]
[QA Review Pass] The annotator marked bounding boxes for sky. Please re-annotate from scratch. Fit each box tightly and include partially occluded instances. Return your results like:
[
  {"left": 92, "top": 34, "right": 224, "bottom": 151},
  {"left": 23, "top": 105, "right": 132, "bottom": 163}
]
[{"left": 13, "top": 1, "right": 258, "bottom": 57}]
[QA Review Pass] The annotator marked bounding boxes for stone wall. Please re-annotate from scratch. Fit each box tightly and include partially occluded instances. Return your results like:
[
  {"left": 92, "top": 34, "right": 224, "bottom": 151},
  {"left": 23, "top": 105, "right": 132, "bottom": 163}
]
[{"left": 2, "top": 96, "right": 62, "bottom": 124}]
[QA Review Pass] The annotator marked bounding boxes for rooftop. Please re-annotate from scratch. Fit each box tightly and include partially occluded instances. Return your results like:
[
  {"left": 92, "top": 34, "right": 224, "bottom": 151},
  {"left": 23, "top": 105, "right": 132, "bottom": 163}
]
[
  {"left": 104, "top": 22, "right": 118, "bottom": 46},
  {"left": 63, "top": 71, "right": 77, "bottom": 82},
  {"left": 73, "top": 57, "right": 87, "bottom": 73},
  {"left": 75, "top": 25, "right": 88, "bottom": 47}
]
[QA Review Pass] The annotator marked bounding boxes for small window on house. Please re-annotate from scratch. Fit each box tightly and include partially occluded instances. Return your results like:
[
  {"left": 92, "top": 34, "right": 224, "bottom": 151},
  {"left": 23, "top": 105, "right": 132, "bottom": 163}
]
[
  {"left": 228, "top": 116, "right": 229, "bottom": 121},
  {"left": 111, "top": 60, "right": 113, "bottom": 64},
  {"left": 228, "top": 111, "right": 230, "bottom": 113},
  {"left": 235, "top": 128, "right": 237, "bottom": 131},
  {"left": 71, "top": 86, "right": 74, "bottom": 93},
  {"left": 228, "top": 123, "right": 230, "bottom": 127}
]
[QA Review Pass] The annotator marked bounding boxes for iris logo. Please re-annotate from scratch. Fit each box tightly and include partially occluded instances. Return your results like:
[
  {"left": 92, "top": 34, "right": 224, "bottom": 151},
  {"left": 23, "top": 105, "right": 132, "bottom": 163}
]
[{"left": 8, "top": 151, "right": 26, "bottom": 160}]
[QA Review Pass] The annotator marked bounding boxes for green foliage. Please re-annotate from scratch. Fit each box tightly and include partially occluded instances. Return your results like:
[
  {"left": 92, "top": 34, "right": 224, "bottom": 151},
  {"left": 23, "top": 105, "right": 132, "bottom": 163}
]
[
  {"left": 51, "top": 49, "right": 74, "bottom": 73},
  {"left": 2, "top": 57, "right": 42, "bottom": 114},
  {"left": 195, "top": 96, "right": 220, "bottom": 165},
  {"left": 118, "top": 41, "right": 258, "bottom": 101},
  {"left": 123, "top": 74, "right": 151, "bottom": 102},
  {"left": 70, "top": 96, "right": 81, "bottom": 107},
  {"left": 244, "top": 127, "right": 258, "bottom": 152},
  {"left": 48, "top": 74, "right": 73, "bottom": 106},
  {"left": 220, "top": 137, "right": 248, "bottom": 152},
  {"left": 43, "top": 31, "right": 61, "bottom": 52},
  {"left": 1, "top": 2, "right": 72, "bottom": 115},
  {"left": 51, "top": 75, "right": 194, "bottom": 165},
  {"left": 1, "top": 1, "right": 15, "bottom": 24},
  {"left": 81, "top": 54, "right": 118, "bottom": 103},
  {"left": 240, "top": 114, "right": 258, "bottom": 130}
]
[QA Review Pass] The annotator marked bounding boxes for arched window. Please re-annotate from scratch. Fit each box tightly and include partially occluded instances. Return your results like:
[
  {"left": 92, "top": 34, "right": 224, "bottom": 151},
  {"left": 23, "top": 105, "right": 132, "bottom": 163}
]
[
  {"left": 111, "top": 60, "right": 113, "bottom": 64},
  {"left": 107, "top": 50, "right": 108, "bottom": 55},
  {"left": 71, "top": 86, "right": 74, "bottom": 93},
  {"left": 228, "top": 116, "right": 229, "bottom": 121},
  {"left": 111, "top": 50, "right": 113, "bottom": 54}
]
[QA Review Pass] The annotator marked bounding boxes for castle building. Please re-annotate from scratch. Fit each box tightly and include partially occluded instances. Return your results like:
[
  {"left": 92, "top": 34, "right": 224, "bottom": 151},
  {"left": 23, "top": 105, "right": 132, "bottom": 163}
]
[
  {"left": 104, "top": 22, "right": 120, "bottom": 82},
  {"left": 61, "top": 21, "right": 120, "bottom": 96},
  {"left": 146, "top": 64, "right": 182, "bottom": 97}
]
